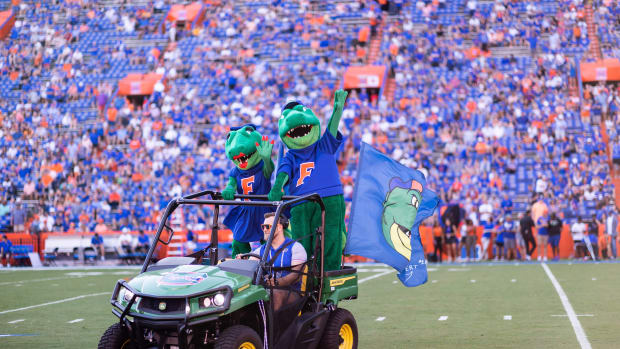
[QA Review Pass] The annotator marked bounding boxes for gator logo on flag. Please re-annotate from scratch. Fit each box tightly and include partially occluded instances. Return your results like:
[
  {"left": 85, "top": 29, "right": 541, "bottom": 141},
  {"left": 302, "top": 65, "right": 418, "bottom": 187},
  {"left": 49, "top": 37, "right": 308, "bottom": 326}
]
[{"left": 345, "top": 143, "right": 439, "bottom": 287}]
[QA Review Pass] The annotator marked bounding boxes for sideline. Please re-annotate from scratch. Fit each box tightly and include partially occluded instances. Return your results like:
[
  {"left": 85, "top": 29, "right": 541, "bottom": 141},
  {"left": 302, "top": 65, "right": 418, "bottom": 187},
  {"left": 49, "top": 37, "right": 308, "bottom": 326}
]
[
  {"left": 0, "top": 292, "right": 110, "bottom": 315},
  {"left": 541, "top": 263, "right": 592, "bottom": 349}
]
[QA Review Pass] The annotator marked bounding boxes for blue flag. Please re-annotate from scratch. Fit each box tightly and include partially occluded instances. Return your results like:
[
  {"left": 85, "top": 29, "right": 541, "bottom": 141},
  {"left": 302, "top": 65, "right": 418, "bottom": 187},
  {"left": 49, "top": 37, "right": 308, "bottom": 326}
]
[{"left": 345, "top": 143, "right": 440, "bottom": 287}]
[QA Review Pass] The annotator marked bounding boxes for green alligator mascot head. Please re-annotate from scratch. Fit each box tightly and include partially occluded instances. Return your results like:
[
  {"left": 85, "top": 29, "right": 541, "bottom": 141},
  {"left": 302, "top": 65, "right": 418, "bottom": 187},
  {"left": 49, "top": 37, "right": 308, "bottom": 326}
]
[
  {"left": 225, "top": 124, "right": 263, "bottom": 170},
  {"left": 278, "top": 101, "right": 321, "bottom": 149},
  {"left": 382, "top": 178, "right": 424, "bottom": 260}
]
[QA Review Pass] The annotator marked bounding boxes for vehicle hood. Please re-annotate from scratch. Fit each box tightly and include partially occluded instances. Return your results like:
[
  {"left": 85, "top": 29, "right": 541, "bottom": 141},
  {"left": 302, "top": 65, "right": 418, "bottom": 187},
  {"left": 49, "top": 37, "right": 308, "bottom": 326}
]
[{"left": 127, "top": 264, "right": 251, "bottom": 296}]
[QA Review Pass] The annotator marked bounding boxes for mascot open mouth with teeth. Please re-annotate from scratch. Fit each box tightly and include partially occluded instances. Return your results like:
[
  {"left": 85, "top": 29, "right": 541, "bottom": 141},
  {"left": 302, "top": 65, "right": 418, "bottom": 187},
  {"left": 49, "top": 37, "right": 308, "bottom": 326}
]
[
  {"left": 268, "top": 90, "right": 348, "bottom": 271},
  {"left": 222, "top": 124, "right": 274, "bottom": 257}
]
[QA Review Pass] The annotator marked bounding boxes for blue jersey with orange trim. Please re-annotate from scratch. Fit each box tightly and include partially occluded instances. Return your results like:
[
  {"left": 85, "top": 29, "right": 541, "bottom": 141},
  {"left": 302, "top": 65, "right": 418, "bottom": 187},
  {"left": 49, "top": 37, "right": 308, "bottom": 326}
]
[
  {"left": 229, "top": 160, "right": 271, "bottom": 195},
  {"left": 224, "top": 160, "right": 273, "bottom": 242},
  {"left": 277, "top": 131, "right": 344, "bottom": 200}
]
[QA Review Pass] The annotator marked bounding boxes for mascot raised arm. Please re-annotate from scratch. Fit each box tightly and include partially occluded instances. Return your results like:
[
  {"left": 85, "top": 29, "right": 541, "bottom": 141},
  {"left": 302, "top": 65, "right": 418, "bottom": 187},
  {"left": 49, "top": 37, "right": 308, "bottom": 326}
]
[
  {"left": 268, "top": 90, "right": 348, "bottom": 271},
  {"left": 222, "top": 124, "right": 274, "bottom": 257}
]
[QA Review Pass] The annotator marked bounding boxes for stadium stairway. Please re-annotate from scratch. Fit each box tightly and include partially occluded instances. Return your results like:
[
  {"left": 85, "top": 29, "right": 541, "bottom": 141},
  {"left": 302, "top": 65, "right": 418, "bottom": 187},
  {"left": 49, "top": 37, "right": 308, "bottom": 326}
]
[
  {"left": 584, "top": 0, "right": 602, "bottom": 60},
  {"left": 366, "top": 19, "right": 384, "bottom": 64}
]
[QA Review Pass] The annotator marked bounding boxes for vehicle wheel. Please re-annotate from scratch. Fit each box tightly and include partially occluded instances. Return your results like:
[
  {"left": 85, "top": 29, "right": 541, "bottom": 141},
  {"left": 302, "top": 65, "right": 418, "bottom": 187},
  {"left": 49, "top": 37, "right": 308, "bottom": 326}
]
[
  {"left": 98, "top": 323, "right": 133, "bottom": 349},
  {"left": 319, "top": 308, "right": 358, "bottom": 349},
  {"left": 215, "top": 325, "right": 263, "bottom": 349}
]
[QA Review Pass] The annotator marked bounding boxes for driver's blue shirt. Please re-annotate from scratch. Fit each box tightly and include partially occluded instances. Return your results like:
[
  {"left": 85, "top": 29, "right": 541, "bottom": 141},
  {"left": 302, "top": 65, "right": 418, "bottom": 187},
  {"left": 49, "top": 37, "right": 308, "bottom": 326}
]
[{"left": 255, "top": 238, "right": 307, "bottom": 289}]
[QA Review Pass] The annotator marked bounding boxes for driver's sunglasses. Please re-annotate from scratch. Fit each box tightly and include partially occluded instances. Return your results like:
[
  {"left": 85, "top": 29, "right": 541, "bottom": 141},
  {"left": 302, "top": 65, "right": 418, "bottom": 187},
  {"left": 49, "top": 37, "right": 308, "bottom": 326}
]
[{"left": 261, "top": 224, "right": 272, "bottom": 230}]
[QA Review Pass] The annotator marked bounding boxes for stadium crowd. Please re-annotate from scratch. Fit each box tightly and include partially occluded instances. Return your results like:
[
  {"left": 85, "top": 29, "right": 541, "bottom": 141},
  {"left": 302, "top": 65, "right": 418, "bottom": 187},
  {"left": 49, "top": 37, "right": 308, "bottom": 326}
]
[{"left": 0, "top": 0, "right": 619, "bottom": 262}]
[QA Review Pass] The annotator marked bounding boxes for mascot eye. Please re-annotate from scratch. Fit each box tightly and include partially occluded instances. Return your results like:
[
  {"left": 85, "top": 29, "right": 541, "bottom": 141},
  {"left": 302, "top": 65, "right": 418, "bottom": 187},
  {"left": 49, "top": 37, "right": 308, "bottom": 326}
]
[
  {"left": 245, "top": 126, "right": 254, "bottom": 133},
  {"left": 411, "top": 196, "right": 419, "bottom": 209}
]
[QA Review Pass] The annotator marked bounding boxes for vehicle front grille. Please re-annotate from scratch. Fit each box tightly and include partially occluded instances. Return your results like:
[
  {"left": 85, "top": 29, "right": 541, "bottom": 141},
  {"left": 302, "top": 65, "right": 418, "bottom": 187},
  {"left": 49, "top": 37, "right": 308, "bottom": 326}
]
[{"left": 138, "top": 298, "right": 185, "bottom": 315}]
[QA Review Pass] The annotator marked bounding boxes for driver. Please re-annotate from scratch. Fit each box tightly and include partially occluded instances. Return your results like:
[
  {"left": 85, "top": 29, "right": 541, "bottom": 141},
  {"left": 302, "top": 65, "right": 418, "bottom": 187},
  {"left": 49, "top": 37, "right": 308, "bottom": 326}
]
[{"left": 250, "top": 212, "right": 307, "bottom": 310}]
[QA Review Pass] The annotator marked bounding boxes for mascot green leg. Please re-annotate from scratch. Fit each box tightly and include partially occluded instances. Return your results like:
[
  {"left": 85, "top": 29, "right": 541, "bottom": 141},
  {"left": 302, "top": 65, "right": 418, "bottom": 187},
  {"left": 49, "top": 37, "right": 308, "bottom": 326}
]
[
  {"left": 290, "top": 195, "right": 345, "bottom": 271},
  {"left": 231, "top": 240, "right": 251, "bottom": 258}
]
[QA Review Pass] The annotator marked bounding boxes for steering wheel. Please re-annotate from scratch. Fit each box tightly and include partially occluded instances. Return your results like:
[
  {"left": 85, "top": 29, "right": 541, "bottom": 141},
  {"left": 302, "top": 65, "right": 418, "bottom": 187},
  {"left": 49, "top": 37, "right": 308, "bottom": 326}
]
[{"left": 236, "top": 253, "right": 262, "bottom": 260}]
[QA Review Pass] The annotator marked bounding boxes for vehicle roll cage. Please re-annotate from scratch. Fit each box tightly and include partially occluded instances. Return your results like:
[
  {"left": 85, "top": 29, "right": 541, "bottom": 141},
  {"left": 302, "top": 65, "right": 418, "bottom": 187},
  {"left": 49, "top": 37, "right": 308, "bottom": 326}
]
[{"left": 141, "top": 190, "right": 326, "bottom": 295}]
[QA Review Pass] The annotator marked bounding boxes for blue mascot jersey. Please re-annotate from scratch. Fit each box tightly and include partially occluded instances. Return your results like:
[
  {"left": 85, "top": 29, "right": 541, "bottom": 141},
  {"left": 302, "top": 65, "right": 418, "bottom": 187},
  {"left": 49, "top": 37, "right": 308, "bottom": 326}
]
[
  {"left": 223, "top": 160, "right": 274, "bottom": 243},
  {"left": 277, "top": 131, "right": 344, "bottom": 200}
]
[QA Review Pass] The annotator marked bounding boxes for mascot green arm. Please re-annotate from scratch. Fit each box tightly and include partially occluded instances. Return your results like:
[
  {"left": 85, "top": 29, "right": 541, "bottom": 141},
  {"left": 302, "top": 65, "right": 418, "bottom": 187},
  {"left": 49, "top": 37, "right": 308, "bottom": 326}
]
[
  {"left": 327, "top": 89, "right": 348, "bottom": 138},
  {"left": 255, "top": 136, "right": 275, "bottom": 181},
  {"left": 268, "top": 172, "right": 288, "bottom": 201},
  {"left": 222, "top": 176, "right": 237, "bottom": 200}
]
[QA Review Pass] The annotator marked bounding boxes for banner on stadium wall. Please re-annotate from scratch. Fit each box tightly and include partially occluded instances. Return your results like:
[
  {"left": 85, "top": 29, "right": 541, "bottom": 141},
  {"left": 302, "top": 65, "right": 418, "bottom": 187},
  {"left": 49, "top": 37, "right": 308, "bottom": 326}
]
[
  {"left": 580, "top": 58, "right": 620, "bottom": 82},
  {"left": 0, "top": 10, "right": 15, "bottom": 40},
  {"left": 117, "top": 73, "right": 164, "bottom": 96},
  {"left": 166, "top": 2, "right": 205, "bottom": 28},
  {"left": 343, "top": 65, "right": 387, "bottom": 89}
]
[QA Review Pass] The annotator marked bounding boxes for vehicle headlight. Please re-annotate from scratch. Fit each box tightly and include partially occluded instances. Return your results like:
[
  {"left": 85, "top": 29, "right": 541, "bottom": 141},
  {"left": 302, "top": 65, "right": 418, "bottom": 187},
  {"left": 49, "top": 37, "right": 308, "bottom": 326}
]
[
  {"left": 213, "top": 293, "right": 226, "bottom": 307},
  {"left": 118, "top": 287, "right": 136, "bottom": 303},
  {"left": 198, "top": 292, "right": 227, "bottom": 309},
  {"left": 124, "top": 289, "right": 135, "bottom": 302}
]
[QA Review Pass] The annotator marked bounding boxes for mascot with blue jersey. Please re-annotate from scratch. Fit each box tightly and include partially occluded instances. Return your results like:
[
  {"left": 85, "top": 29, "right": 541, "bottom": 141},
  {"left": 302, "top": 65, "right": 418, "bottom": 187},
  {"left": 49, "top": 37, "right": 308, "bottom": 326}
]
[
  {"left": 222, "top": 124, "right": 274, "bottom": 257},
  {"left": 268, "top": 90, "right": 348, "bottom": 271}
]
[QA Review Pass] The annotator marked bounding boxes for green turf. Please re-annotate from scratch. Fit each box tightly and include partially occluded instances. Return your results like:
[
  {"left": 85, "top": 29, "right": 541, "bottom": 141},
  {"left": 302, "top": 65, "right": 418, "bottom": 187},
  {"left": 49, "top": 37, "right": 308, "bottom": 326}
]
[{"left": 0, "top": 264, "right": 619, "bottom": 348}]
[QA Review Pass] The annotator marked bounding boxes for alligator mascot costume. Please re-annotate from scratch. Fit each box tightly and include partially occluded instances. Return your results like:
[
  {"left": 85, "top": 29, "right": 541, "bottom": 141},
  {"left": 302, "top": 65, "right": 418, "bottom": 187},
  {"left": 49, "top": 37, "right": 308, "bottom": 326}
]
[
  {"left": 268, "top": 90, "right": 348, "bottom": 271},
  {"left": 222, "top": 124, "right": 274, "bottom": 257}
]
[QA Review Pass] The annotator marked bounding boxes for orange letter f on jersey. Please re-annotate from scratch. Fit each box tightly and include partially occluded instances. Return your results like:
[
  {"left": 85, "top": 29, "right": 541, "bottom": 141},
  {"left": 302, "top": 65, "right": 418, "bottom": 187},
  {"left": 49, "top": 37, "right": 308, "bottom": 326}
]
[
  {"left": 296, "top": 162, "right": 314, "bottom": 187},
  {"left": 241, "top": 176, "right": 255, "bottom": 195}
]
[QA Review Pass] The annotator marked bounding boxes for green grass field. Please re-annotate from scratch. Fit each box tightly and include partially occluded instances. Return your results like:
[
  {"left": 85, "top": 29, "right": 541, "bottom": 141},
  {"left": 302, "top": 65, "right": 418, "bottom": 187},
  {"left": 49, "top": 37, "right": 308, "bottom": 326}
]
[{"left": 0, "top": 263, "right": 618, "bottom": 348}]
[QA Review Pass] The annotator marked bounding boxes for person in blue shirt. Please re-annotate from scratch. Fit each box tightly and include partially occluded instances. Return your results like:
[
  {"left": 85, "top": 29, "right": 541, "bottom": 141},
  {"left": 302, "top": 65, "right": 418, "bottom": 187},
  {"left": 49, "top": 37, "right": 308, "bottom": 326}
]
[
  {"left": 248, "top": 212, "right": 306, "bottom": 311},
  {"left": 502, "top": 216, "right": 517, "bottom": 261},
  {"left": 536, "top": 211, "right": 549, "bottom": 262},
  {"left": 1, "top": 235, "right": 13, "bottom": 267},
  {"left": 137, "top": 230, "right": 150, "bottom": 253},
  {"left": 91, "top": 233, "right": 105, "bottom": 261}
]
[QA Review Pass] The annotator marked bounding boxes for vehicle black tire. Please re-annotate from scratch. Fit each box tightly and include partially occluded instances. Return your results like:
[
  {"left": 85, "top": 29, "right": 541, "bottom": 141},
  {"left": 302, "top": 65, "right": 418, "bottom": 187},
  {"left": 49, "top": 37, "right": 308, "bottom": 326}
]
[
  {"left": 319, "top": 308, "right": 358, "bottom": 349},
  {"left": 214, "top": 325, "right": 263, "bottom": 349},
  {"left": 98, "top": 323, "right": 133, "bottom": 349}
]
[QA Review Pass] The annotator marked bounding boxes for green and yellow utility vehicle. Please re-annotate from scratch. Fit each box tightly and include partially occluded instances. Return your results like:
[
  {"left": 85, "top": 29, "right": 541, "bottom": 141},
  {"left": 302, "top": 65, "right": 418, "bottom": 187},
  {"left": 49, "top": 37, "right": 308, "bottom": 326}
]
[{"left": 98, "top": 191, "right": 358, "bottom": 349}]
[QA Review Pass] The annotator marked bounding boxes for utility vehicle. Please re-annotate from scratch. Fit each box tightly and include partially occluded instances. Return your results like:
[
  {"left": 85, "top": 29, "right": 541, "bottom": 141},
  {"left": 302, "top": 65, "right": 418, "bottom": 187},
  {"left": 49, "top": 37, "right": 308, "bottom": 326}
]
[{"left": 98, "top": 190, "right": 358, "bottom": 349}]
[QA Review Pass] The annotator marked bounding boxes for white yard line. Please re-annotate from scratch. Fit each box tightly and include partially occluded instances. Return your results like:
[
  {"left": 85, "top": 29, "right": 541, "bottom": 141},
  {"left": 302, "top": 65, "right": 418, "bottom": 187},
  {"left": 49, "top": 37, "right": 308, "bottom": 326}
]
[
  {"left": 358, "top": 270, "right": 393, "bottom": 284},
  {"left": 0, "top": 292, "right": 109, "bottom": 315},
  {"left": 438, "top": 316, "right": 448, "bottom": 321},
  {"left": 67, "top": 318, "right": 84, "bottom": 324},
  {"left": 503, "top": 315, "right": 512, "bottom": 320},
  {"left": 0, "top": 276, "right": 84, "bottom": 286},
  {"left": 8, "top": 319, "right": 25, "bottom": 324},
  {"left": 541, "top": 263, "right": 592, "bottom": 349},
  {"left": 375, "top": 317, "right": 386, "bottom": 321}
]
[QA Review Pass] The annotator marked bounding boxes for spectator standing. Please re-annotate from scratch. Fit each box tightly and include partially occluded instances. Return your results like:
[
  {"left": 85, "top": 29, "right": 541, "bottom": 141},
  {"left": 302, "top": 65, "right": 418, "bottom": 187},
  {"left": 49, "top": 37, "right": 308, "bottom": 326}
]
[
  {"left": 571, "top": 217, "right": 587, "bottom": 259},
  {"left": 118, "top": 227, "right": 134, "bottom": 253},
  {"left": 587, "top": 215, "right": 601, "bottom": 259},
  {"left": 548, "top": 213, "right": 563, "bottom": 261},
  {"left": 137, "top": 230, "right": 150, "bottom": 252},
  {"left": 502, "top": 216, "right": 517, "bottom": 260},
  {"left": 605, "top": 209, "right": 618, "bottom": 259},
  {"left": 433, "top": 221, "right": 444, "bottom": 263},
  {"left": 0, "top": 235, "right": 12, "bottom": 267},
  {"left": 463, "top": 219, "right": 477, "bottom": 262},
  {"left": 12, "top": 202, "right": 27, "bottom": 233},
  {"left": 91, "top": 232, "right": 105, "bottom": 261},
  {"left": 479, "top": 196, "right": 493, "bottom": 260},
  {"left": 519, "top": 211, "right": 536, "bottom": 260},
  {"left": 444, "top": 218, "right": 458, "bottom": 263},
  {"left": 494, "top": 219, "right": 505, "bottom": 261},
  {"left": 536, "top": 211, "right": 549, "bottom": 261}
]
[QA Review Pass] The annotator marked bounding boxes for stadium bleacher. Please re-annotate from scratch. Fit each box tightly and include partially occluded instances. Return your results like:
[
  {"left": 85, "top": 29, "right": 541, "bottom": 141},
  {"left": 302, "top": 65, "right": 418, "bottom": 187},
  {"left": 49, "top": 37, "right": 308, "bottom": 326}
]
[{"left": 0, "top": 0, "right": 618, "bottom": 263}]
